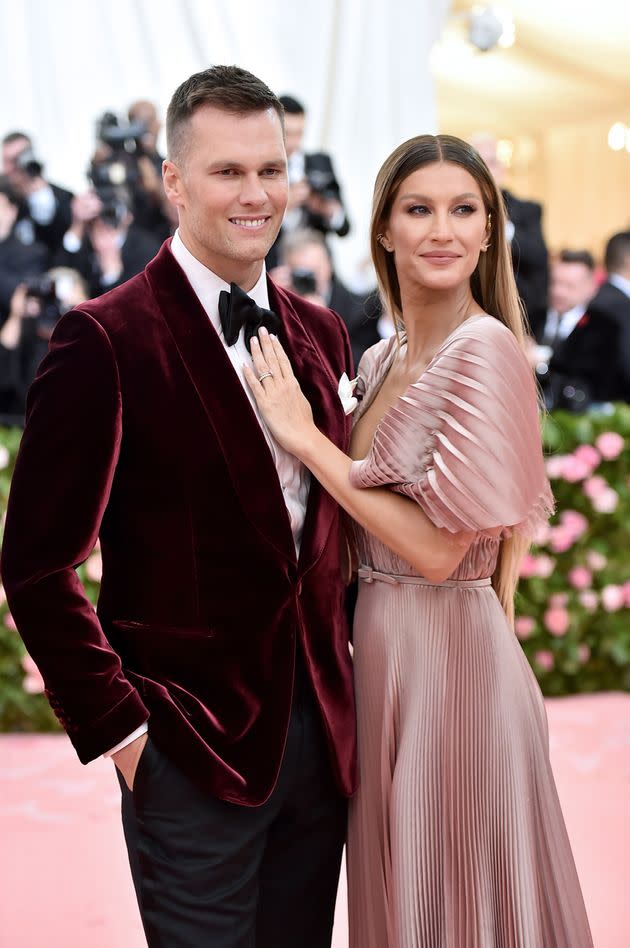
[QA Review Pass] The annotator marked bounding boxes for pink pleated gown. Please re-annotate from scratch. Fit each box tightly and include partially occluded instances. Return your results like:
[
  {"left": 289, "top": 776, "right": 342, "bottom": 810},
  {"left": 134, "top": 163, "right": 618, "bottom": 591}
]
[{"left": 347, "top": 316, "right": 593, "bottom": 948}]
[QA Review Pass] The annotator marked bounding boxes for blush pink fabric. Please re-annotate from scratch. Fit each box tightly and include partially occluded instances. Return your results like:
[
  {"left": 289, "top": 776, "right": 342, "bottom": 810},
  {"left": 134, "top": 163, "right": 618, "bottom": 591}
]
[{"left": 346, "top": 317, "right": 593, "bottom": 947}]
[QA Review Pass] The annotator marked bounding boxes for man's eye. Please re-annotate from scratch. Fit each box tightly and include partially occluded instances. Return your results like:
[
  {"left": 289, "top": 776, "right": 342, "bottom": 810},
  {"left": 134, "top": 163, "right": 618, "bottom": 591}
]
[
  {"left": 218, "top": 169, "right": 237, "bottom": 176},
  {"left": 261, "top": 168, "right": 281, "bottom": 177}
]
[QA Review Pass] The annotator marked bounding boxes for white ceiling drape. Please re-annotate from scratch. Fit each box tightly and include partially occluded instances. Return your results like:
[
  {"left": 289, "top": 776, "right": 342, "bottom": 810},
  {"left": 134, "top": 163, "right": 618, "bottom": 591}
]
[{"left": 0, "top": 0, "right": 449, "bottom": 277}]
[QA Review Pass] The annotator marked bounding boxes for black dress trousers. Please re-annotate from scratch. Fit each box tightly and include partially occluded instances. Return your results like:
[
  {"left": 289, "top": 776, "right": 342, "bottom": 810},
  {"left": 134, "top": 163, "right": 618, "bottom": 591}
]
[{"left": 117, "top": 663, "right": 348, "bottom": 948}]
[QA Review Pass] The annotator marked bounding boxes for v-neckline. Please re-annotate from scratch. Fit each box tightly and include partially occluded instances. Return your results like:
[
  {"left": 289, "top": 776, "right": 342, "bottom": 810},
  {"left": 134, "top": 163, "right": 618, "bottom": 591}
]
[{"left": 353, "top": 314, "right": 486, "bottom": 460}]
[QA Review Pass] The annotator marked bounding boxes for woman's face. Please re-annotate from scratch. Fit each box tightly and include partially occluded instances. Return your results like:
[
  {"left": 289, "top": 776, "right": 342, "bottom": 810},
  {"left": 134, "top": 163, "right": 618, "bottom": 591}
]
[{"left": 381, "top": 160, "right": 488, "bottom": 295}]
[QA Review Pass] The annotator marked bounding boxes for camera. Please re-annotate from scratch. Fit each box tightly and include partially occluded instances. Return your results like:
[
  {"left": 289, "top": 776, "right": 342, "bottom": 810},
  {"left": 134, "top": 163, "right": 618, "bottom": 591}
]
[
  {"left": 304, "top": 153, "right": 340, "bottom": 201},
  {"left": 23, "top": 274, "right": 61, "bottom": 332},
  {"left": 290, "top": 268, "right": 318, "bottom": 297},
  {"left": 15, "top": 147, "right": 44, "bottom": 179},
  {"left": 96, "top": 111, "right": 148, "bottom": 155}
]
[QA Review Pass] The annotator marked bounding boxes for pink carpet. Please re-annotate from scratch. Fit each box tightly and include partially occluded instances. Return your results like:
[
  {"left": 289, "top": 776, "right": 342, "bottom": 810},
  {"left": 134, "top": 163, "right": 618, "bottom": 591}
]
[{"left": 1, "top": 694, "right": 628, "bottom": 947}]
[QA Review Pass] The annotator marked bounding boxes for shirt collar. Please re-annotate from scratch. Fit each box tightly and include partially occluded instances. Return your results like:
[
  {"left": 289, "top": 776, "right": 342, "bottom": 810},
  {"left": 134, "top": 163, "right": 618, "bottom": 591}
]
[
  {"left": 546, "top": 304, "right": 586, "bottom": 339},
  {"left": 169, "top": 229, "right": 269, "bottom": 336},
  {"left": 608, "top": 273, "right": 630, "bottom": 299}
]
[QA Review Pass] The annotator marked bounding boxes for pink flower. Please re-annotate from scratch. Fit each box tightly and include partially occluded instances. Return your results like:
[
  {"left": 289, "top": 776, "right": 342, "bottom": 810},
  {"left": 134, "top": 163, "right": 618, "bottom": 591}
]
[
  {"left": 578, "top": 591, "right": 598, "bottom": 612},
  {"left": 21, "top": 654, "right": 45, "bottom": 694},
  {"left": 560, "top": 510, "right": 589, "bottom": 540},
  {"left": 85, "top": 551, "right": 102, "bottom": 583},
  {"left": 586, "top": 550, "right": 607, "bottom": 571},
  {"left": 515, "top": 616, "right": 535, "bottom": 640},
  {"left": 577, "top": 644, "right": 591, "bottom": 664},
  {"left": 568, "top": 566, "right": 592, "bottom": 590},
  {"left": 549, "top": 592, "right": 568, "bottom": 607},
  {"left": 534, "top": 650, "right": 555, "bottom": 672},
  {"left": 601, "top": 584, "right": 625, "bottom": 612},
  {"left": 534, "top": 555, "right": 556, "bottom": 579},
  {"left": 532, "top": 521, "right": 552, "bottom": 547},
  {"left": 573, "top": 444, "right": 601, "bottom": 470},
  {"left": 544, "top": 606, "right": 570, "bottom": 636},
  {"left": 561, "top": 455, "right": 592, "bottom": 483},
  {"left": 549, "top": 527, "right": 574, "bottom": 554},
  {"left": 591, "top": 488, "right": 619, "bottom": 513},
  {"left": 583, "top": 475, "right": 608, "bottom": 499},
  {"left": 545, "top": 455, "right": 568, "bottom": 479},
  {"left": 519, "top": 553, "right": 538, "bottom": 578},
  {"left": 595, "top": 431, "right": 624, "bottom": 460}
]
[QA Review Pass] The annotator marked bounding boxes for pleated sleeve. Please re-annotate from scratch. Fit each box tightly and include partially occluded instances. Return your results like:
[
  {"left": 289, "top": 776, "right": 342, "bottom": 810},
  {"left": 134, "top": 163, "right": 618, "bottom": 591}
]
[{"left": 350, "top": 317, "right": 553, "bottom": 538}]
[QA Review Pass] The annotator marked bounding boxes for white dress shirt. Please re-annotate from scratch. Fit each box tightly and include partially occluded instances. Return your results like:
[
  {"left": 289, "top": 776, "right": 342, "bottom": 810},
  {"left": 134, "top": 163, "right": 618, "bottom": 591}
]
[
  {"left": 105, "top": 229, "right": 309, "bottom": 758},
  {"left": 542, "top": 304, "right": 586, "bottom": 344},
  {"left": 609, "top": 273, "right": 630, "bottom": 299}
]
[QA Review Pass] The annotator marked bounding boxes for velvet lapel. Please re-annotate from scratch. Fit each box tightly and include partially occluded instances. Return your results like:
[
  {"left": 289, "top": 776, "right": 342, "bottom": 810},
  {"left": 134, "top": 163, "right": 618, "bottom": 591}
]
[
  {"left": 145, "top": 242, "right": 296, "bottom": 563},
  {"left": 267, "top": 280, "right": 346, "bottom": 575}
]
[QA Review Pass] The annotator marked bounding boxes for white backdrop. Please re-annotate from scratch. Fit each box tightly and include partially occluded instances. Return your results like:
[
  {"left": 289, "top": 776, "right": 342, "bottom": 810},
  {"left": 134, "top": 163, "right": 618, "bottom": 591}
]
[{"left": 0, "top": 0, "right": 449, "bottom": 279}]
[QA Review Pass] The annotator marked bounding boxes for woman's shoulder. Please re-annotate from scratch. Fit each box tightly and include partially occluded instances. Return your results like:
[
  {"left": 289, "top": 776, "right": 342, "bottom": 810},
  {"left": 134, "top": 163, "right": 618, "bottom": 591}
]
[{"left": 356, "top": 334, "right": 397, "bottom": 380}]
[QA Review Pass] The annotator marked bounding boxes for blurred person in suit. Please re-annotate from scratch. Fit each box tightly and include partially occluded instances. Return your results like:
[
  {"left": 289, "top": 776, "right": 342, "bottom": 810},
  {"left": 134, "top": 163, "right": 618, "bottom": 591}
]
[
  {"left": 0, "top": 267, "right": 87, "bottom": 422},
  {"left": 54, "top": 188, "right": 160, "bottom": 298},
  {"left": 530, "top": 249, "right": 624, "bottom": 409},
  {"left": 471, "top": 133, "right": 548, "bottom": 336},
  {"left": 267, "top": 95, "right": 350, "bottom": 269},
  {"left": 279, "top": 228, "right": 380, "bottom": 368},
  {"left": 1, "top": 131, "right": 73, "bottom": 258},
  {"left": 0, "top": 175, "right": 48, "bottom": 327},
  {"left": 588, "top": 231, "right": 630, "bottom": 389}
]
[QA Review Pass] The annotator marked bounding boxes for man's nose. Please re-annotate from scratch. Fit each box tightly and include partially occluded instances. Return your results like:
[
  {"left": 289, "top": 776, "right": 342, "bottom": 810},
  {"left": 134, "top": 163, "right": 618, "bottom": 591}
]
[{"left": 239, "top": 174, "right": 267, "bottom": 206}]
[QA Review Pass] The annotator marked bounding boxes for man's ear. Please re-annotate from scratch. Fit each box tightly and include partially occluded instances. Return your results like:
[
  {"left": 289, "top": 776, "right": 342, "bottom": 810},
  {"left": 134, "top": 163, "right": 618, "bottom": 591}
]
[{"left": 162, "top": 159, "right": 185, "bottom": 208}]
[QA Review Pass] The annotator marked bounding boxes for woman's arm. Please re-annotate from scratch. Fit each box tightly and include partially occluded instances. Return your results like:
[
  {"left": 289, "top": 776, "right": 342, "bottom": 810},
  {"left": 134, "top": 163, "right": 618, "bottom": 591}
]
[{"left": 245, "top": 330, "right": 474, "bottom": 583}]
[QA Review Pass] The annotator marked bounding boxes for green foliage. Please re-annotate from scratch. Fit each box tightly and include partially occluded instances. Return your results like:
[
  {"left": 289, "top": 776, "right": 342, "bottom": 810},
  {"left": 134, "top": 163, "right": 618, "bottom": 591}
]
[{"left": 516, "top": 405, "right": 630, "bottom": 695}]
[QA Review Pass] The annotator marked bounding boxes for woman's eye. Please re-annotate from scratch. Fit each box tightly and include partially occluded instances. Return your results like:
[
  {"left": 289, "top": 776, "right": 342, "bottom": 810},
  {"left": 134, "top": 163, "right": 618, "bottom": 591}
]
[
  {"left": 408, "top": 205, "right": 429, "bottom": 215},
  {"left": 454, "top": 204, "right": 476, "bottom": 215}
]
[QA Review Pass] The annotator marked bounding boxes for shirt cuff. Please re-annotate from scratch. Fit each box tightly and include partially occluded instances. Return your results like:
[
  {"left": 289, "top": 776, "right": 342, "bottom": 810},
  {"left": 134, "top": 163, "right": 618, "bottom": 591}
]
[{"left": 103, "top": 721, "right": 148, "bottom": 758}]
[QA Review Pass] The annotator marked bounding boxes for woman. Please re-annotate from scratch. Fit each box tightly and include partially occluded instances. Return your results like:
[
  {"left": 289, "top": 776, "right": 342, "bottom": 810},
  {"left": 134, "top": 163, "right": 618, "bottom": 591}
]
[{"left": 244, "top": 135, "right": 593, "bottom": 947}]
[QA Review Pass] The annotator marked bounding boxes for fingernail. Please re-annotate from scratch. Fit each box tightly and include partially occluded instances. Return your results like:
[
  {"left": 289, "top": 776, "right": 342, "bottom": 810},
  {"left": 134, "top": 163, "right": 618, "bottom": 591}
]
[
  {"left": 260, "top": 326, "right": 268, "bottom": 336},
  {"left": 251, "top": 337, "right": 259, "bottom": 346}
]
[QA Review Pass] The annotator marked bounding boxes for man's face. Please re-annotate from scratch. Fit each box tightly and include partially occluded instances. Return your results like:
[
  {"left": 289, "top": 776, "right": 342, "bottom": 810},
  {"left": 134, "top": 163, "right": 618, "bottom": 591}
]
[
  {"left": 284, "top": 112, "right": 305, "bottom": 158},
  {"left": 549, "top": 261, "right": 596, "bottom": 316},
  {"left": 286, "top": 242, "right": 332, "bottom": 298},
  {"left": 163, "top": 105, "right": 288, "bottom": 290},
  {"left": 2, "top": 137, "right": 31, "bottom": 193}
]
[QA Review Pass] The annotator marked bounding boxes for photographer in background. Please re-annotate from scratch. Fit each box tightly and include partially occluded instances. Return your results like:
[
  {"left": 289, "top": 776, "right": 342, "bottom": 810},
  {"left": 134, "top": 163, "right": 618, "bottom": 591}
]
[
  {"left": 0, "top": 267, "right": 86, "bottom": 423},
  {"left": 90, "top": 107, "right": 173, "bottom": 242},
  {"left": 279, "top": 229, "right": 380, "bottom": 368},
  {"left": 1, "top": 131, "right": 74, "bottom": 259},
  {"left": 55, "top": 186, "right": 160, "bottom": 298},
  {"left": 529, "top": 249, "right": 624, "bottom": 410},
  {"left": 0, "top": 175, "right": 48, "bottom": 327},
  {"left": 267, "top": 95, "right": 350, "bottom": 269}
]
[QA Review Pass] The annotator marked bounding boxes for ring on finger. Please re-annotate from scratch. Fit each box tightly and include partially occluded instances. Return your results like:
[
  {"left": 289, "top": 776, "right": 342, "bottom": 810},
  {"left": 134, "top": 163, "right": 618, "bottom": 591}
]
[{"left": 258, "top": 371, "right": 274, "bottom": 383}]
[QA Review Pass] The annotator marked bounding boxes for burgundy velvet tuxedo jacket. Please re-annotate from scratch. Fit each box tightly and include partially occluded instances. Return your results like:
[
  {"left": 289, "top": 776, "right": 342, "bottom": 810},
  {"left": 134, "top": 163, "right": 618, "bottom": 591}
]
[{"left": 1, "top": 240, "right": 357, "bottom": 805}]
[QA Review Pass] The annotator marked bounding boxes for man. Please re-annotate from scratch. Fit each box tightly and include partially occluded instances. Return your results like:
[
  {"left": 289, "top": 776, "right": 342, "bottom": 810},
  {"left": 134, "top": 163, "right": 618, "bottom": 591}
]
[
  {"left": 281, "top": 228, "right": 380, "bottom": 367},
  {"left": 266, "top": 94, "right": 350, "bottom": 269},
  {"left": 1, "top": 66, "right": 356, "bottom": 948},
  {"left": 472, "top": 133, "right": 549, "bottom": 336},
  {"left": 531, "top": 249, "right": 623, "bottom": 409},
  {"left": 588, "top": 231, "right": 630, "bottom": 397},
  {"left": 0, "top": 174, "right": 48, "bottom": 326},
  {"left": 1, "top": 131, "right": 73, "bottom": 258}
]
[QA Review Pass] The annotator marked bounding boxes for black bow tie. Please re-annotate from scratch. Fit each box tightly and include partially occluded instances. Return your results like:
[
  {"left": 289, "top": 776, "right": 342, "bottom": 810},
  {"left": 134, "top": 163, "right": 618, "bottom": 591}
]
[{"left": 218, "top": 282, "right": 281, "bottom": 353}]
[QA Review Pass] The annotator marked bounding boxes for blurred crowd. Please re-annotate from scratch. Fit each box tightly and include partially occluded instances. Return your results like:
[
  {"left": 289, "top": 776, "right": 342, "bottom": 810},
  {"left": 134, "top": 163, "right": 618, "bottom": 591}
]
[{"left": 1, "top": 98, "right": 629, "bottom": 425}]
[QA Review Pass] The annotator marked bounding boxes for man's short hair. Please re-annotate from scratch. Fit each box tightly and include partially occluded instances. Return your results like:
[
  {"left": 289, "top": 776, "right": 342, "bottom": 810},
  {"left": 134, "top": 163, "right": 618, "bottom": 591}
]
[
  {"left": 166, "top": 65, "right": 284, "bottom": 164},
  {"left": 557, "top": 249, "right": 595, "bottom": 271},
  {"left": 2, "top": 131, "right": 32, "bottom": 149},
  {"left": 278, "top": 95, "right": 305, "bottom": 116},
  {"left": 604, "top": 231, "right": 630, "bottom": 274}
]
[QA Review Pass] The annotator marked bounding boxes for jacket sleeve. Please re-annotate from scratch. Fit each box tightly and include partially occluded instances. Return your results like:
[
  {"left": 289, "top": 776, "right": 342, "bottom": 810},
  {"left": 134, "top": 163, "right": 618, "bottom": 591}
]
[{"left": 0, "top": 308, "right": 148, "bottom": 763}]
